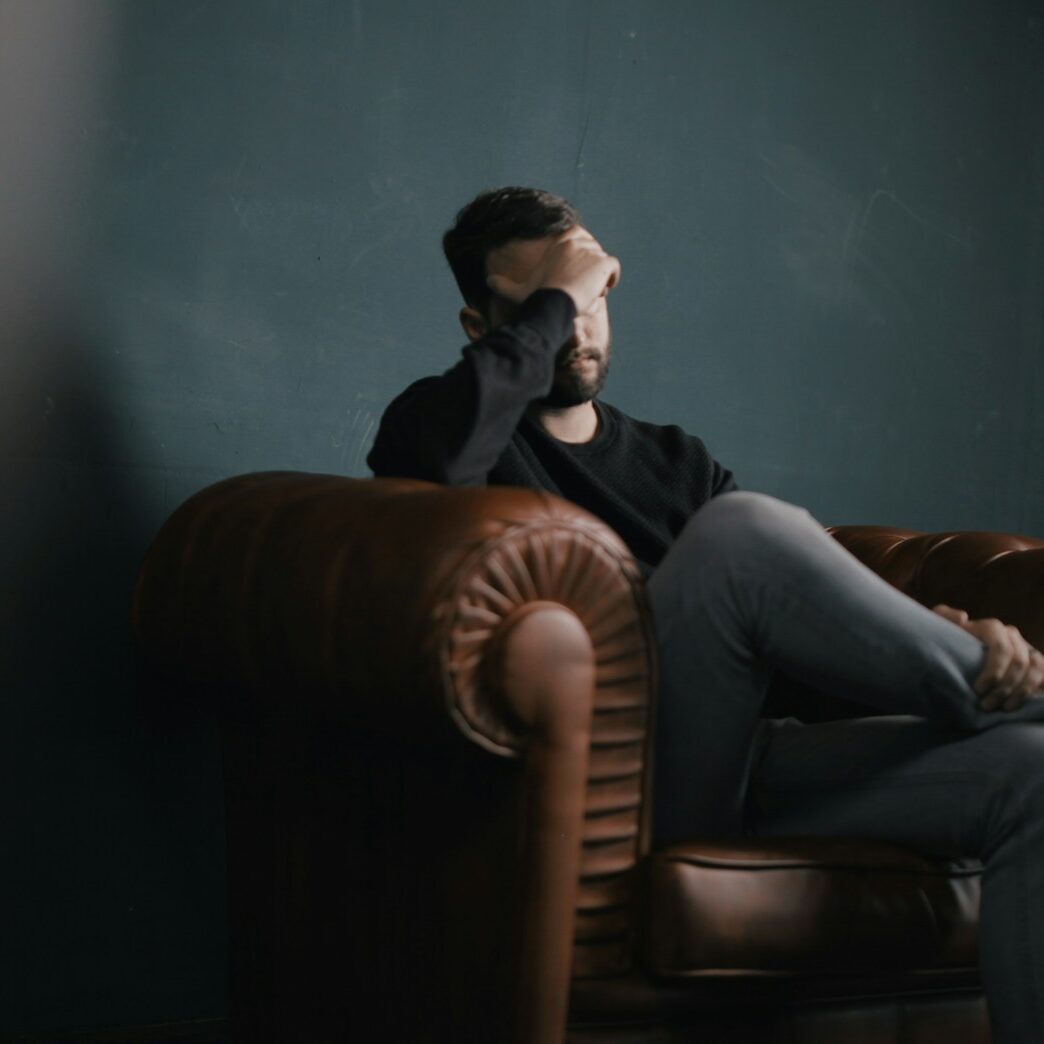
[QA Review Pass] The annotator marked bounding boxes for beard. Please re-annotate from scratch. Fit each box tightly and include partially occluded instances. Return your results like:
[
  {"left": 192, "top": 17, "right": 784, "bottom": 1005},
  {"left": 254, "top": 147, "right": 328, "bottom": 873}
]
[{"left": 541, "top": 343, "right": 612, "bottom": 408}]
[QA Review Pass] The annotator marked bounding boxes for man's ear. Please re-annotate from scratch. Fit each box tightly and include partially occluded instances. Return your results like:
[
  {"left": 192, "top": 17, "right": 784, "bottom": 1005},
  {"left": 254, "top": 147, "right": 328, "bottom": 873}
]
[{"left": 459, "top": 306, "right": 488, "bottom": 343}]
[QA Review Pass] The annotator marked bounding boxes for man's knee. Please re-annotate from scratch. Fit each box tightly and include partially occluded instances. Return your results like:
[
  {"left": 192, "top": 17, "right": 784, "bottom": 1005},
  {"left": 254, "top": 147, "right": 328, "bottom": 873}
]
[
  {"left": 649, "top": 492, "right": 812, "bottom": 613},
  {"left": 677, "top": 491, "right": 812, "bottom": 558}
]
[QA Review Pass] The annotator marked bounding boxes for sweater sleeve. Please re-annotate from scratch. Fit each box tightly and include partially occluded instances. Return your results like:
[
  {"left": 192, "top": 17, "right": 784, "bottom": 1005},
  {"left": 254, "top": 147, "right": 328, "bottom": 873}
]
[
  {"left": 711, "top": 457, "right": 738, "bottom": 496},
  {"left": 367, "top": 289, "right": 577, "bottom": 486}
]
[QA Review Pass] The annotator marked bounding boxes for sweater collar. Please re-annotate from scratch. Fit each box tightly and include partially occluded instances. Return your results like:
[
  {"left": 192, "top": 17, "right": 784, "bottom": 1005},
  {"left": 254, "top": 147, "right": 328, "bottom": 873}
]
[{"left": 523, "top": 400, "right": 617, "bottom": 456}]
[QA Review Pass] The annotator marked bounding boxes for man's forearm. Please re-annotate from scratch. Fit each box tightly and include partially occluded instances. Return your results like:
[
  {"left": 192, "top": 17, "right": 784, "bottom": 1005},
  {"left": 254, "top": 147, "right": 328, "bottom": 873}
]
[{"left": 367, "top": 288, "right": 576, "bottom": 485}]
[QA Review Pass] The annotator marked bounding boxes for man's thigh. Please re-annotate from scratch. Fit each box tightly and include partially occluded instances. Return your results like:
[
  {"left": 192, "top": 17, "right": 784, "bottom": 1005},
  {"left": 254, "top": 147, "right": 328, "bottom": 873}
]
[{"left": 747, "top": 715, "right": 1044, "bottom": 856}]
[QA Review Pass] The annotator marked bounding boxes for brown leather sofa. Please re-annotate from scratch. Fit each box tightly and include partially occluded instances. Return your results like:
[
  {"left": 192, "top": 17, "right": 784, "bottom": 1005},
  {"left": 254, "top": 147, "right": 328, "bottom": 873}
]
[{"left": 132, "top": 472, "right": 1044, "bottom": 1043}]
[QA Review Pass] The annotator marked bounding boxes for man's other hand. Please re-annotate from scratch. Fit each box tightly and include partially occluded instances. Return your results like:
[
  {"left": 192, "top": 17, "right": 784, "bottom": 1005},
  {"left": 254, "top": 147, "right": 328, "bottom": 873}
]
[
  {"left": 486, "top": 227, "right": 621, "bottom": 315},
  {"left": 933, "top": 604, "right": 1044, "bottom": 711}
]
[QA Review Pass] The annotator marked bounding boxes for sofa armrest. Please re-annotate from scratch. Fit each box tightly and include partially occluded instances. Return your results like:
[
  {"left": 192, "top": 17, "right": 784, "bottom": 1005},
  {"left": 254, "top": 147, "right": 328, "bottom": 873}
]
[
  {"left": 829, "top": 525, "right": 1044, "bottom": 648},
  {"left": 133, "top": 471, "right": 657, "bottom": 1040},
  {"left": 133, "top": 471, "right": 654, "bottom": 751}
]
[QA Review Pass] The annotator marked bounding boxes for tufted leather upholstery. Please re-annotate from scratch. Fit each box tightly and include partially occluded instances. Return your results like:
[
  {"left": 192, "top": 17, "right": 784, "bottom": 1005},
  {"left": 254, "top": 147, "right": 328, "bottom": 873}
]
[
  {"left": 827, "top": 526, "right": 1044, "bottom": 649},
  {"left": 640, "top": 839, "right": 979, "bottom": 976},
  {"left": 133, "top": 473, "right": 1044, "bottom": 1043}
]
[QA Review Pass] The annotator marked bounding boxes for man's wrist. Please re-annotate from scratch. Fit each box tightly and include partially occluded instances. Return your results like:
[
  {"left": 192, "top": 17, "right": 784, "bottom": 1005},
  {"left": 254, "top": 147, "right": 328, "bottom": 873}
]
[
  {"left": 515, "top": 286, "right": 578, "bottom": 327},
  {"left": 509, "top": 287, "right": 577, "bottom": 356},
  {"left": 524, "top": 286, "right": 578, "bottom": 312}
]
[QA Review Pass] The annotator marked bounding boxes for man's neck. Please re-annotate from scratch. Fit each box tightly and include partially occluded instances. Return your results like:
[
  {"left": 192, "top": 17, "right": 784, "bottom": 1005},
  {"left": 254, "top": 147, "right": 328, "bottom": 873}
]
[{"left": 534, "top": 401, "right": 600, "bottom": 444}]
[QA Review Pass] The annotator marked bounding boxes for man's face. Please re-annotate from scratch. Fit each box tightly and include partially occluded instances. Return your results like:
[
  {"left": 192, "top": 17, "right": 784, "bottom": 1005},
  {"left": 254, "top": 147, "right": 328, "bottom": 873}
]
[{"left": 484, "top": 229, "right": 612, "bottom": 407}]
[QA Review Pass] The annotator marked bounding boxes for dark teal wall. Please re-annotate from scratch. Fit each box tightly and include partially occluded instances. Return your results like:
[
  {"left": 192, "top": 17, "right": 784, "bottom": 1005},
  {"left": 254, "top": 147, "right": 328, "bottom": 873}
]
[{"left": 3, "top": 0, "right": 1041, "bottom": 1033}]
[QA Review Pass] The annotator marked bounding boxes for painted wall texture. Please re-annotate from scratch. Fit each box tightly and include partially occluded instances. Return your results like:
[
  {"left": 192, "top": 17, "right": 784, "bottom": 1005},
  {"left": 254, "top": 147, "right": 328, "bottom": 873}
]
[{"left": 2, "top": 0, "right": 1041, "bottom": 1034}]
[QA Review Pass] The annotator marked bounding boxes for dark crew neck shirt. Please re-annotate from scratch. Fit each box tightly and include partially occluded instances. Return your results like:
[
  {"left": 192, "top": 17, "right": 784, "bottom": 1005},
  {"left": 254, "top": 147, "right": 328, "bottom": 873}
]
[{"left": 367, "top": 288, "right": 737, "bottom": 575}]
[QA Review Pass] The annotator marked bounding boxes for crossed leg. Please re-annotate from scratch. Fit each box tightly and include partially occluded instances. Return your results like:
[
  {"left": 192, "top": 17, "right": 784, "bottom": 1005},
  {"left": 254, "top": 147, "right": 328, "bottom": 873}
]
[
  {"left": 749, "top": 715, "right": 1044, "bottom": 1043},
  {"left": 646, "top": 491, "right": 1044, "bottom": 1041}
]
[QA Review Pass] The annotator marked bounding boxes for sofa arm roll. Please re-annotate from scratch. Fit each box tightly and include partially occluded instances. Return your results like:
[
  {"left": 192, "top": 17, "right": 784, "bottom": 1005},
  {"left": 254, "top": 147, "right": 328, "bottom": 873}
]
[{"left": 132, "top": 471, "right": 655, "bottom": 758}]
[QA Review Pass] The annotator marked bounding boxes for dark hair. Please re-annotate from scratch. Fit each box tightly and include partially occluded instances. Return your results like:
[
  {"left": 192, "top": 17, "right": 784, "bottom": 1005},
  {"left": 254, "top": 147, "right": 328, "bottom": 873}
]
[{"left": 442, "top": 187, "right": 580, "bottom": 314}]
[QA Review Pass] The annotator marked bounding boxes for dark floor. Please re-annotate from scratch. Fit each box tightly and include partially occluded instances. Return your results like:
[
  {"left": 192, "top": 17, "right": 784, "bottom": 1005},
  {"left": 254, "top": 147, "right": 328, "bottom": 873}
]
[{"left": 3, "top": 1019, "right": 227, "bottom": 1044}]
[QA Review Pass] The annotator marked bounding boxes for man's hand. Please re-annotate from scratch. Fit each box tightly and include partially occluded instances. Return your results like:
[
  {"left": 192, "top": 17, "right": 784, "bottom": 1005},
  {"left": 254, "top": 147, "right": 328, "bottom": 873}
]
[
  {"left": 486, "top": 227, "right": 621, "bottom": 316},
  {"left": 933, "top": 604, "right": 1044, "bottom": 711}
]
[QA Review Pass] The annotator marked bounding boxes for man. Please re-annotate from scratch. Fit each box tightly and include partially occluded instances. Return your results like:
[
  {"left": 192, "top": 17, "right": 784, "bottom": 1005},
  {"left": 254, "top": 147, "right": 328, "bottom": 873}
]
[{"left": 368, "top": 186, "right": 1044, "bottom": 1042}]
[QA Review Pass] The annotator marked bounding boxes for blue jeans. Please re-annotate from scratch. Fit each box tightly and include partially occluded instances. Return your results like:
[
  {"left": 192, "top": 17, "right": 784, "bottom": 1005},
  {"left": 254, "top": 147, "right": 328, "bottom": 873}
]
[{"left": 647, "top": 492, "right": 1044, "bottom": 1043}]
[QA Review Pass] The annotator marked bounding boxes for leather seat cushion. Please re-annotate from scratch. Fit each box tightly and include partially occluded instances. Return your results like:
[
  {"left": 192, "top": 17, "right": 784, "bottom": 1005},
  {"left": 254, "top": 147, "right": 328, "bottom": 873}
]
[{"left": 639, "top": 838, "right": 981, "bottom": 979}]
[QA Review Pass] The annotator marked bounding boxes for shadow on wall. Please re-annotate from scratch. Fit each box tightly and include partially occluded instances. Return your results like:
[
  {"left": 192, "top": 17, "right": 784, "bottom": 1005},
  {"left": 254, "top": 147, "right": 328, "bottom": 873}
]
[
  {"left": 1, "top": 2, "right": 227, "bottom": 1033},
  {"left": 1, "top": 290, "right": 228, "bottom": 1035}
]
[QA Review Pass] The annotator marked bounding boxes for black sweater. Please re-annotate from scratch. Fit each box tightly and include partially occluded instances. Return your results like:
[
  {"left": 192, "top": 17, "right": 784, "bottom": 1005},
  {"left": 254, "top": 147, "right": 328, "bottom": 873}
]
[{"left": 367, "top": 288, "right": 737, "bottom": 574}]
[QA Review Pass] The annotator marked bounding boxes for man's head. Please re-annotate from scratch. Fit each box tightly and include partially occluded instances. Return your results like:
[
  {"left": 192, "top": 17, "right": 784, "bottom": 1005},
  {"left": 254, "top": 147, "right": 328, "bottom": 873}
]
[
  {"left": 443, "top": 186, "right": 612, "bottom": 408},
  {"left": 443, "top": 187, "right": 580, "bottom": 317}
]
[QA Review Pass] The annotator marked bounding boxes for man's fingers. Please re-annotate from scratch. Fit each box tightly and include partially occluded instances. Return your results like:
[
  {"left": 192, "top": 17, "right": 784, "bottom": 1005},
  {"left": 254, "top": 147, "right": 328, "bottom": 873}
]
[
  {"left": 583, "top": 250, "right": 620, "bottom": 295},
  {"left": 997, "top": 630, "right": 1037, "bottom": 710},
  {"left": 1002, "top": 623, "right": 1032, "bottom": 679},
  {"left": 1023, "top": 651, "right": 1044, "bottom": 703},
  {"left": 976, "top": 618, "right": 1014, "bottom": 707},
  {"left": 941, "top": 609, "right": 1042, "bottom": 713},
  {"left": 537, "top": 238, "right": 620, "bottom": 313}
]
